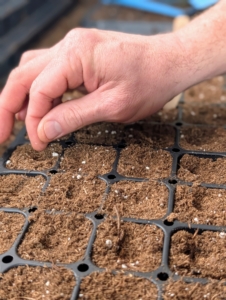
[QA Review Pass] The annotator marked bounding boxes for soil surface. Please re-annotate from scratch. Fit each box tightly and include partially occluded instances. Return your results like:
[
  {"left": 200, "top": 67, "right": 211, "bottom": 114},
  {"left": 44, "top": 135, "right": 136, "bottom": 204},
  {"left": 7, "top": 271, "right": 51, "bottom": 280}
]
[
  {"left": 184, "top": 76, "right": 226, "bottom": 104},
  {"left": 177, "top": 154, "right": 226, "bottom": 185},
  {"left": 0, "top": 212, "right": 25, "bottom": 254},
  {"left": 79, "top": 271, "right": 158, "bottom": 300},
  {"left": 0, "top": 174, "right": 45, "bottom": 208},
  {"left": 118, "top": 144, "right": 172, "bottom": 179},
  {"left": 74, "top": 122, "right": 125, "bottom": 145},
  {"left": 169, "top": 185, "right": 226, "bottom": 226},
  {"left": 60, "top": 144, "right": 116, "bottom": 175},
  {"left": 169, "top": 230, "right": 226, "bottom": 280},
  {"left": 145, "top": 108, "right": 178, "bottom": 123},
  {"left": 182, "top": 103, "right": 226, "bottom": 125},
  {"left": 179, "top": 126, "right": 226, "bottom": 152},
  {"left": 101, "top": 180, "right": 168, "bottom": 219},
  {"left": 163, "top": 280, "right": 226, "bottom": 300},
  {"left": 41, "top": 172, "right": 106, "bottom": 213},
  {"left": 124, "top": 123, "right": 175, "bottom": 149},
  {"left": 0, "top": 266, "right": 76, "bottom": 300},
  {"left": 18, "top": 211, "right": 92, "bottom": 264},
  {"left": 7, "top": 143, "right": 62, "bottom": 171},
  {"left": 92, "top": 218, "right": 163, "bottom": 272}
]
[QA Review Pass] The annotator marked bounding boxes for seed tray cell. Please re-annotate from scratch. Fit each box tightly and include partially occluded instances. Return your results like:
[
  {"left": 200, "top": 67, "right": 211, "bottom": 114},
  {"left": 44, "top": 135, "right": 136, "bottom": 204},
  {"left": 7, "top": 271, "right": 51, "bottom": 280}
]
[{"left": 1, "top": 87, "right": 226, "bottom": 299}]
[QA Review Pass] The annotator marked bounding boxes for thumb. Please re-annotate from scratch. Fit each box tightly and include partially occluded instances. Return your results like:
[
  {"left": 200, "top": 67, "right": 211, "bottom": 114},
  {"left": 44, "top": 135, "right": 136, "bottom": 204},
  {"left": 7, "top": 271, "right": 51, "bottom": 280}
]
[{"left": 37, "top": 90, "right": 106, "bottom": 143}]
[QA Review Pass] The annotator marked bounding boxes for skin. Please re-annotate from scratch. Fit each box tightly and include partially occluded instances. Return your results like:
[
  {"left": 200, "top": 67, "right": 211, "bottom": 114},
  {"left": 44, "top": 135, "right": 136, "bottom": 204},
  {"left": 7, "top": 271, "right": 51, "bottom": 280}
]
[{"left": 0, "top": 0, "right": 226, "bottom": 151}]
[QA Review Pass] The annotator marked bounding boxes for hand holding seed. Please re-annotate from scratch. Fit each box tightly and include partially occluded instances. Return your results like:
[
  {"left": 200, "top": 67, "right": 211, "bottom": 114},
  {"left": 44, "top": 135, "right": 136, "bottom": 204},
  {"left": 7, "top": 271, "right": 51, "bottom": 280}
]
[{"left": 0, "top": 0, "right": 226, "bottom": 151}]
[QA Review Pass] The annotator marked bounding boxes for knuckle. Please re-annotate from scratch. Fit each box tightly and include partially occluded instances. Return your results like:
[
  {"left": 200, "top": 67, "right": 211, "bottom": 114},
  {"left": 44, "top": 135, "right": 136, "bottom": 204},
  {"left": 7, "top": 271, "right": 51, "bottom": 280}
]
[
  {"left": 20, "top": 51, "right": 32, "bottom": 64},
  {"left": 62, "top": 106, "right": 83, "bottom": 130}
]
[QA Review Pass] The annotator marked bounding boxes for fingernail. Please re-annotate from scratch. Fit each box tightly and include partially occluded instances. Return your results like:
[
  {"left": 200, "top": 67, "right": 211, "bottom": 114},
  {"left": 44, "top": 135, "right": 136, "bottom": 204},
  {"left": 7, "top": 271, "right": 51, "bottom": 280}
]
[{"left": 43, "top": 121, "right": 62, "bottom": 140}]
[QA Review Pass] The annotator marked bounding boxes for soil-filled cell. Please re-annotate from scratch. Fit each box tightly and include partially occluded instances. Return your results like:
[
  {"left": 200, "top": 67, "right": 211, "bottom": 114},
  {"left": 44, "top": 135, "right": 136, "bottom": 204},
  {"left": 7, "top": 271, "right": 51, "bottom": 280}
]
[
  {"left": 40, "top": 173, "right": 106, "bottom": 212},
  {"left": 144, "top": 108, "right": 178, "bottom": 123},
  {"left": 170, "top": 185, "right": 226, "bottom": 226},
  {"left": 79, "top": 271, "right": 158, "bottom": 300},
  {"left": 18, "top": 212, "right": 92, "bottom": 264},
  {"left": 179, "top": 126, "right": 226, "bottom": 152},
  {"left": 184, "top": 76, "right": 226, "bottom": 104},
  {"left": 118, "top": 144, "right": 172, "bottom": 179},
  {"left": 60, "top": 144, "right": 116, "bottom": 175},
  {"left": 6, "top": 143, "right": 62, "bottom": 170},
  {"left": 182, "top": 103, "right": 226, "bottom": 125},
  {"left": 0, "top": 212, "right": 25, "bottom": 254},
  {"left": 124, "top": 124, "right": 175, "bottom": 149},
  {"left": 74, "top": 122, "right": 125, "bottom": 145},
  {"left": 102, "top": 180, "right": 168, "bottom": 219},
  {"left": 169, "top": 230, "right": 226, "bottom": 280},
  {"left": 92, "top": 218, "right": 163, "bottom": 272},
  {"left": 163, "top": 280, "right": 226, "bottom": 299},
  {"left": 0, "top": 266, "right": 76, "bottom": 300},
  {"left": 0, "top": 174, "right": 45, "bottom": 208},
  {"left": 177, "top": 154, "right": 226, "bottom": 185}
]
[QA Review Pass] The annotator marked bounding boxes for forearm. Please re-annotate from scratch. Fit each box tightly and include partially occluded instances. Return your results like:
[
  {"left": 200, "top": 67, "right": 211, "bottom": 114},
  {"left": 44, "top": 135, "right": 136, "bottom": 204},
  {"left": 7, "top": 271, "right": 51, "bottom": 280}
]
[{"left": 174, "top": 0, "right": 226, "bottom": 92}]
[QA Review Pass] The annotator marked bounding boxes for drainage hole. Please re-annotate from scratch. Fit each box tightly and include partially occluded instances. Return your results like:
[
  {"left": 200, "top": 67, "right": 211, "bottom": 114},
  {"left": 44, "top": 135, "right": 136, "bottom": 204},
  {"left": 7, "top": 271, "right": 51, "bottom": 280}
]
[
  {"left": 172, "top": 148, "right": 180, "bottom": 153},
  {"left": 118, "top": 144, "right": 126, "bottom": 149},
  {"left": 50, "top": 170, "right": 58, "bottom": 174},
  {"left": 65, "top": 141, "right": 73, "bottom": 146},
  {"left": 28, "top": 207, "right": 37, "bottom": 213},
  {"left": 175, "top": 122, "right": 183, "bottom": 126},
  {"left": 77, "top": 264, "right": 89, "bottom": 272},
  {"left": 168, "top": 179, "right": 177, "bottom": 184},
  {"left": 157, "top": 272, "right": 169, "bottom": 281},
  {"left": 107, "top": 174, "right": 116, "bottom": 180},
  {"left": 95, "top": 214, "right": 104, "bottom": 220},
  {"left": 2, "top": 255, "right": 13, "bottom": 264},
  {"left": 164, "top": 220, "right": 174, "bottom": 226}
]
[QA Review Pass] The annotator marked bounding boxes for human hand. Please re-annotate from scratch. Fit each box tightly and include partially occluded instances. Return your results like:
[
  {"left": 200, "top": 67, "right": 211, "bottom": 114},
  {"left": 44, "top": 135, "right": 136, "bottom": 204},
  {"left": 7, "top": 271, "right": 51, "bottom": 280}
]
[{"left": 0, "top": 28, "right": 186, "bottom": 151}]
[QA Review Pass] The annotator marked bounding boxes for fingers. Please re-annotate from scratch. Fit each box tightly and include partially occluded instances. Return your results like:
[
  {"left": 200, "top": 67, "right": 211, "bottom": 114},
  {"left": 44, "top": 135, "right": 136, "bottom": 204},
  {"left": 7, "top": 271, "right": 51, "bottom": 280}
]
[
  {"left": 0, "top": 49, "right": 54, "bottom": 143},
  {"left": 37, "top": 90, "right": 103, "bottom": 143},
  {"left": 19, "top": 49, "right": 47, "bottom": 66},
  {"left": 26, "top": 56, "right": 83, "bottom": 150}
]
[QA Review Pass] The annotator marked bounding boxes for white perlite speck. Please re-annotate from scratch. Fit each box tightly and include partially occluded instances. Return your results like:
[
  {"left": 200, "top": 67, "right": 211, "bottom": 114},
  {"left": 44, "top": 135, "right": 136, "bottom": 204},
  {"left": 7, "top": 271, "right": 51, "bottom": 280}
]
[
  {"left": 121, "top": 264, "right": 127, "bottom": 269},
  {"left": 45, "top": 281, "right": 50, "bottom": 286},
  {"left": 219, "top": 232, "right": 226, "bottom": 238},
  {"left": 82, "top": 161, "right": 86, "bottom": 164},
  {"left": 111, "top": 131, "right": 116, "bottom": 134},
  {"left": 52, "top": 152, "right": 59, "bottom": 157},
  {"left": 6, "top": 160, "right": 11, "bottom": 165},
  {"left": 77, "top": 175, "right": 82, "bottom": 180},
  {"left": 146, "top": 166, "right": 150, "bottom": 170},
  {"left": 193, "top": 217, "right": 199, "bottom": 222}
]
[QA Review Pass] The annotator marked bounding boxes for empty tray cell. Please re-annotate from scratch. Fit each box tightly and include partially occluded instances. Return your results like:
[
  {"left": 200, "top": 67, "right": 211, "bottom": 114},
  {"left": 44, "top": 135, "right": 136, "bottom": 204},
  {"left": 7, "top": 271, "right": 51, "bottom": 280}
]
[
  {"left": 102, "top": 180, "right": 168, "bottom": 219},
  {"left": 0, "top": 174, "right": 45, "bottom": 208},
  {"left": 169, "top": 230, "right": 226, "bottom": 280},
  {"left": 74, "top": 122, "right": 125, "bottom": 145},
  {"left": 92, "top": 218, "right": 163, "bottom": 272},
  {"left": 170, "top": 185, "right": 226, "bottom": 226},
  {"left": 179, "top": 126, "right": 226, "bottom": 152},
  {"left": 124, "top": 124, "right": 175, "bottom": 149},
  {"left": 0, "top": 212, "right": 24, "bottom": 254},
  {"left": 18, "top": 212, "right": 92, "bottom": 264},
  {"left": 184, "top": 76, "right": 226, "bottom": 104},
  {"left": 79, "top": 271, "right": 157, "bottom": 300},
  {"left": 144, "top": 107, "right": 178, "bottom": 123},
  {"left": 163, "top": 280, "right": 226, "bottom": 299},
  {"left": 117, "top": 144, "right": 172, "bottom": 179},
  {"left": 6, "top": 143, "right": 62, "bottom": 171},
  {"left": 177, "top": 154, "right": 226, "bottom": 185},
  {"left": 0, "top": 266, "right": 76, "bottom": 300},
  {"left": 40, "top": 173, "right": 106, "bottom": 213},
  {"left": 60, "top": 144, "right": 116, "bottom": 175},
  {"left": 182, "top": 103, "right": 226, "bottom": 126}
]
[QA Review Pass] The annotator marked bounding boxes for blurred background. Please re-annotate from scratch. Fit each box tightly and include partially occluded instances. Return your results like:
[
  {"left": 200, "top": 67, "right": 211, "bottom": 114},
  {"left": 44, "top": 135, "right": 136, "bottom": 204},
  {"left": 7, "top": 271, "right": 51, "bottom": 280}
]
[{"left": 0, "top": 0, "right": 217, "bottom": 87}]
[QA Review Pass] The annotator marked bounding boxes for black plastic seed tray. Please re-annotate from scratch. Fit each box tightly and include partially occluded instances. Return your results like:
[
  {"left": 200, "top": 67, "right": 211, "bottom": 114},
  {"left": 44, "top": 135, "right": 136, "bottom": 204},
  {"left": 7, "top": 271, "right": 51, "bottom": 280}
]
[
  {"left": 0, "top": 0, "right": 75, "bottom": 81},
  {"left": 1, "top": 95, "right": 226, "bottom": 299}
]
